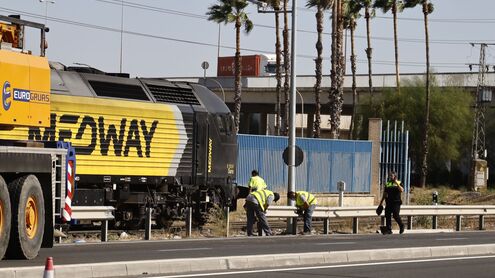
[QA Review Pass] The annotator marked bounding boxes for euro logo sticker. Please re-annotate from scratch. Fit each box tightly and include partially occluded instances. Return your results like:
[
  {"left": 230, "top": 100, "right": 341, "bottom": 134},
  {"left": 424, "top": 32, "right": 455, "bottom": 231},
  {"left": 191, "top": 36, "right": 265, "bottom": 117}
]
[{"left": 2, "top": 81, "right": 11, "bottom": 111}]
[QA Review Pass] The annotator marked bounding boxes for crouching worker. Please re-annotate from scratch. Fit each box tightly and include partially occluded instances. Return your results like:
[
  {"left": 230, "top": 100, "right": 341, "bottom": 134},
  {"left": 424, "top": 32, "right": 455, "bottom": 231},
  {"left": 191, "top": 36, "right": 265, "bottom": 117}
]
[
  {"left": 288, "top": 191, "right": 317, "bottom": 235},
  {"left": 244, "top": 189, "right": 280, "bottom": 236}
]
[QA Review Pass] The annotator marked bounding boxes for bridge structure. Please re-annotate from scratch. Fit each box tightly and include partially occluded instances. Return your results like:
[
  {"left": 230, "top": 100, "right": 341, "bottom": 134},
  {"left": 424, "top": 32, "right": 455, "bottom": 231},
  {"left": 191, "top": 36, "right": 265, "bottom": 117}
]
[{"left": 168, "top": 72, "right": 494, "bottom": 137}]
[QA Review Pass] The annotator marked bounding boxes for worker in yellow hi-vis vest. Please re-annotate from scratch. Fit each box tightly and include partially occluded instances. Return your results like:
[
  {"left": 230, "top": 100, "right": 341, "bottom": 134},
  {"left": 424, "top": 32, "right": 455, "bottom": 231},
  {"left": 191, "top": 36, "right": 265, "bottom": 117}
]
[
  {"left": 248, "top": 170, "right": 267, "bottom": 192},
  {"left": 244, "top": 189, "right": 280, "bottom": 236},
  {"left": 288, "top": 191, "right": 317, "bottom": 235}
]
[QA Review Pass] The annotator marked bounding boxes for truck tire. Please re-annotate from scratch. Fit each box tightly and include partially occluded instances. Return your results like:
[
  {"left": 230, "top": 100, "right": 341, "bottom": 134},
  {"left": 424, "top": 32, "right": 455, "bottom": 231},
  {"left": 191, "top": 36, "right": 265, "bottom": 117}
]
[
  {"left": 6, "top": 175, "right": 45, "bottom": 259},
  {"left": 0, "top": 176, "right": 11, "bottom": 260}
]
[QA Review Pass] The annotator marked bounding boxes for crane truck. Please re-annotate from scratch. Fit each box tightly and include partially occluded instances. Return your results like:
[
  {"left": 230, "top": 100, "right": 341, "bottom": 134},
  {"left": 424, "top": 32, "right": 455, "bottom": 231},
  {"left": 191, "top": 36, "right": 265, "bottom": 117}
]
[{"left": 0, "top": 15, "right": 75, "bottom": 259}]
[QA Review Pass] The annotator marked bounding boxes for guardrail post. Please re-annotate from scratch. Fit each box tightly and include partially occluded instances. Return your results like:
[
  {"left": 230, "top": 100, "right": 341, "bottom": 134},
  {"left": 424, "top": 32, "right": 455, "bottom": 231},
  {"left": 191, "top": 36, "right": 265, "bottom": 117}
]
[
  {"left": 432, "top": 215, "right": 437, "bottom": 229},
  {"left": 352, "top": 217, "right": 359, "bottom": 234},
  {"left": 145, "top": 207, "right": 152, "bottom": 240},
  {"left": 323, "top": 218, "right": 330, "bottom": 234},
  {"left": 292, "top": 217, "right": 298, "bottom": 235},
  {"left": 225, "top": 206, "right": 230, "bottom": 237},
  {"left": 407, "top": 216, "right": 413, "bottom": 230},
  {"left": 337, "top": 181, "right": 346, "bottom": 207},
  {"left": 101, "top": 220, "right": 108, "bottom": 242},
  {"left": 479, "top": 215, "right": 485, "bottom": 230},
  {"left": 186, "top": 207, "right": 192, "bottom": 238},
  {"left": 456, "top": 215, "right": 462, "bottom": 231}
]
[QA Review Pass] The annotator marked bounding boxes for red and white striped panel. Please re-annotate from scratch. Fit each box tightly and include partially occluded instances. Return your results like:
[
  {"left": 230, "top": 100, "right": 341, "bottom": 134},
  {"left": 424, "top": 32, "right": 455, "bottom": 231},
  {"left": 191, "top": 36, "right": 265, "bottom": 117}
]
[{"left": 62, "top": 160, "right": 74, "bottom": 222}]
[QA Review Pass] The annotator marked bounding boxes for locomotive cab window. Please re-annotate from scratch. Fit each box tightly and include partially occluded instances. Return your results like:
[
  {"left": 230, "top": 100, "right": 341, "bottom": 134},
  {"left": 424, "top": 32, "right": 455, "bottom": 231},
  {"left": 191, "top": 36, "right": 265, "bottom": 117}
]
[
  {"left": 216, "top": 115, "right": 226, "bottom": 134},
  {"left": 225, "top": 114, "right": 234, "bottom": 134}
]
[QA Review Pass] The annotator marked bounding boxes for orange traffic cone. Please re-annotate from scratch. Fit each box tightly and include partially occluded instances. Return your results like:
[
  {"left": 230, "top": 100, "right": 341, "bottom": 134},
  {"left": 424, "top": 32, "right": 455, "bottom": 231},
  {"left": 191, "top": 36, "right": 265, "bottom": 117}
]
[{"left": 43, "top": 257, "right": 54, "bottom": 278}]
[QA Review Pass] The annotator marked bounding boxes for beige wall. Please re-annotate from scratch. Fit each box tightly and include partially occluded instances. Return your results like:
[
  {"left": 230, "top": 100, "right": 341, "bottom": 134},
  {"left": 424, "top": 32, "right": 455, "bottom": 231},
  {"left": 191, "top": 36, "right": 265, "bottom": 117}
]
[{"left": 368, "top": 118, "right": 382, "bottom": 204}]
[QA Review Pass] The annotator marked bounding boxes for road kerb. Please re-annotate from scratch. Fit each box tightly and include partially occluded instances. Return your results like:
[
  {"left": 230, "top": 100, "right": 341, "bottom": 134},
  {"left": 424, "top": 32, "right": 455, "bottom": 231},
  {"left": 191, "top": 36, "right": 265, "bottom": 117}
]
[{"left": 2, "top": 244, "right": 495, "bottom": 277}]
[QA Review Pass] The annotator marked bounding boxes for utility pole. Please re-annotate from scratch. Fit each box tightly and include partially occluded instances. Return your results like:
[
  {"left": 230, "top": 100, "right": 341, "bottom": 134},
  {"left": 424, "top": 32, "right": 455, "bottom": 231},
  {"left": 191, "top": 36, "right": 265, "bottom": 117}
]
[{"left": 468, "top": 43, "right": 494, "bottom": 190}]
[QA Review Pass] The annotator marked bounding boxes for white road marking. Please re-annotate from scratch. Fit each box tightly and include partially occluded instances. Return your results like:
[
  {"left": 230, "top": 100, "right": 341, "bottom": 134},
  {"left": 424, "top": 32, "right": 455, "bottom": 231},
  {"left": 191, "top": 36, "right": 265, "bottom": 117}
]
[
  {"left": 157, "top": 248, "right": 212, "bottom": 252},
  {"left": 146, "top": 255, "right": 495, "bottom": 278},
  {"left": 315, "top": 242, "right": 356, "bottom": 245},
  {"left": 436, "top": 238, "right": 468, "bottom": 241}
]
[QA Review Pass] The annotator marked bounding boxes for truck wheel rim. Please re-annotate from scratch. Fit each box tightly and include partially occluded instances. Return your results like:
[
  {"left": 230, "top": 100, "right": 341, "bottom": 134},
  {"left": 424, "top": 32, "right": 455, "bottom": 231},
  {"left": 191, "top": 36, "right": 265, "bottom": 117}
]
[{"left": 25, "top": 197, "right": 38, "bottom": 239}]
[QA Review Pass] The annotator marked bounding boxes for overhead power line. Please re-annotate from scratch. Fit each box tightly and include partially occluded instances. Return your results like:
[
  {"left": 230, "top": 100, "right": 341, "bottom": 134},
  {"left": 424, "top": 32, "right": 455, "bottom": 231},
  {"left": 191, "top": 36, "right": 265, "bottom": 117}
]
[
  {"left": 92, "top": 0, "right": 489, "bottom": 46},
  {"left": 0, "top": 8, "right": 472, "bottom": 69}
]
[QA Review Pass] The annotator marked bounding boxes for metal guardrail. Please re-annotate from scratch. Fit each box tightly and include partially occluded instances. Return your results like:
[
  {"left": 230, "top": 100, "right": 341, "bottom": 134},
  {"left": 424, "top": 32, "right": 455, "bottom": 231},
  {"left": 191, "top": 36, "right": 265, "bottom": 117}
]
[
  {"left": 264, "top": 205, "right": 495, "bottom": 234},
  {"left": 71, "top": 206, "right": 115, "bottom": 242}
]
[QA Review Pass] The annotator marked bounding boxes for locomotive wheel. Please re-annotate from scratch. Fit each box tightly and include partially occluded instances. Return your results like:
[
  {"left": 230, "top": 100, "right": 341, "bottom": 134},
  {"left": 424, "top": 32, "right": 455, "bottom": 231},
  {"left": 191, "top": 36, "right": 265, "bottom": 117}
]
[
  {"left": 6, "top": 175, "right": 45, "bottom": 259},
  {"left": 0, "top": 176, "right": 11, "bottom": 260}
]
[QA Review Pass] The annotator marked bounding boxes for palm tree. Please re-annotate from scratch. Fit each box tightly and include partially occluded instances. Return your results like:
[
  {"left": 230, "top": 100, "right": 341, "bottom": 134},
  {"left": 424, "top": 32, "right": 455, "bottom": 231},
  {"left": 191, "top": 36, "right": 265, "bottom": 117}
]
[
  {"left": 374, "top": 0, "right": 403, "bottom": 94},
  {"left": 207, "top": 0, "right": 254, "bottom": 133},
  {"left": 306, "top": 0, "right": 334, "bottom": 138},
  {"left": 360, "top": 0, "right": 375, "bottom": 105},
  {"left": 343, "top": 1, "right": 361, "bottom": 139},
  {"left": 266, "top": 0, "right": 283, "bottom": 136},
  {"left": 404, "top": 0, "right": 434, "bottom": 187},
  {"left": 329, "top": 0, "right": 345, "bottom": 139},
  {"left": 282, "top": 0, "right": 290, "bottom": 136}
]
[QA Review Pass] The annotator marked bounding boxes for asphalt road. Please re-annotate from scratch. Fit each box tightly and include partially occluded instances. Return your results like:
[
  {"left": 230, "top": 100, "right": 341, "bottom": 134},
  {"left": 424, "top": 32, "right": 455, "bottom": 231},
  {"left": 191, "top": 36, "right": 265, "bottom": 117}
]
[
  {"left": 1, "top": 231, "right": 495, "bottom": 268},
  {"left": 150, "top": 256, "right": 495, "bottom": 278}
]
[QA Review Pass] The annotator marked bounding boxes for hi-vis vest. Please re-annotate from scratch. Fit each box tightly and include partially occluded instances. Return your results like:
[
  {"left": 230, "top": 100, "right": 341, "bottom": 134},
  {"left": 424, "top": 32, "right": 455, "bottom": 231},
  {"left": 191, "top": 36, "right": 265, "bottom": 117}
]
[
  {"left": 386, "top": 180, "right": 401, "bottom": 188},
  {"left": 296, "top": 191, "right": 316, "bottom": 208},
  {"left": 248, "top": 176, "right": 267, "bottom": 191},
  {"left": 251, "top": 189, "right": 274, "bottom": 212}
]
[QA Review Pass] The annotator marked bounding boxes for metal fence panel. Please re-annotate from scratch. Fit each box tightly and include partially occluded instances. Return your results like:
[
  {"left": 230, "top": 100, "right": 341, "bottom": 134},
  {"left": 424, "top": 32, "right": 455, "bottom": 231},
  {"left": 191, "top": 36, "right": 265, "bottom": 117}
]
[
  {"left": 237, "top": 135, "right": 372, "bottom": 193},
  {"left": 379, "top": 121, "right": 411, "bottom": 204}
]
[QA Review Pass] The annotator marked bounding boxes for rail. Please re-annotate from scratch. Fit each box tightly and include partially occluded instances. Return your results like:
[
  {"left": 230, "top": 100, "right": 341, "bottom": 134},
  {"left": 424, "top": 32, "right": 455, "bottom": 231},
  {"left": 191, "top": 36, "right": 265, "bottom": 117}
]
[
  {"left": 263, "top": 205, "right": 495, "bottom": 235},
  {"left": 71, "top": 206, "right": 115, "bottom": 241}
]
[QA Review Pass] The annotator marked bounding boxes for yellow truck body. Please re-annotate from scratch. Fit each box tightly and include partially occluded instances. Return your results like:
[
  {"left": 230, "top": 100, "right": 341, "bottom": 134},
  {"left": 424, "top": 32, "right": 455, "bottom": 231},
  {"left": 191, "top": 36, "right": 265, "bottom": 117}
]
[{"left": 0, "top": 49, "right": 50, "bottom": 127}]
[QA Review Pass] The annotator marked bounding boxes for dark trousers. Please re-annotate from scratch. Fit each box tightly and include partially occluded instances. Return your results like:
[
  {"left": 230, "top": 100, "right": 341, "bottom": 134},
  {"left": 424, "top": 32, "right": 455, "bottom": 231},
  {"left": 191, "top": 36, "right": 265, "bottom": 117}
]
[
  {"left": 385, "top": 202, "right": 404, "bottom": 232},
  {"left": 245, "top": 201, "right": 272, "bottom": 236},
  {"left": 303, "top": 205, "right": 316, "bottom": 232}
]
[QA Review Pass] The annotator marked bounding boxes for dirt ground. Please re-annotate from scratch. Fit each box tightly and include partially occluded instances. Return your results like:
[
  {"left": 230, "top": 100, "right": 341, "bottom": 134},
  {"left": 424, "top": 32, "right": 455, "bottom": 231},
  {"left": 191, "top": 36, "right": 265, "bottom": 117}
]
[{"left": 61, "top": 187, "right": 495, "bottom": 243}]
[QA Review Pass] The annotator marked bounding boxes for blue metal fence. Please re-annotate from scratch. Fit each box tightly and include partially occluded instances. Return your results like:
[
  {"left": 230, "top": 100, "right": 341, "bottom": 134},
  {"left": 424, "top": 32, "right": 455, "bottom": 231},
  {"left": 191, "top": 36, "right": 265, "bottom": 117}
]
[
  {"left": 380, "top": 121, "right": 411, "bottom": 204},
  {"left": 237, "top": 135, "right": 372, "bottom": 193}
]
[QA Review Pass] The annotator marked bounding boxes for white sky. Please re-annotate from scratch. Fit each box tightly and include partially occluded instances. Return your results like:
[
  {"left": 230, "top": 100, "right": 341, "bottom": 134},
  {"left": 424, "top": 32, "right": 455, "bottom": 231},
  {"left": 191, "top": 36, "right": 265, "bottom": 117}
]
[{"left": 2, "top": 0, "right": 495, "bottom": 78}]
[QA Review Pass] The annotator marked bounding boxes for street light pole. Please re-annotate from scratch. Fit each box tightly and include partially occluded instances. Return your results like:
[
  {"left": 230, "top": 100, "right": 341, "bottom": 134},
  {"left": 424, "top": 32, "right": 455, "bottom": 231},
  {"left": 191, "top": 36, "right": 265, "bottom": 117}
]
[
  {"left": 39, "top": 0, "right": 55, "bottom": 25},
  {"left": 120, "top": 0, "right": 124, "bottom": 73},
  {"left": 296, "top": 90, "right": 304, "bottom": 137},
  {"left": 288, "top": 0, "right": 297, "bottom": 208}
]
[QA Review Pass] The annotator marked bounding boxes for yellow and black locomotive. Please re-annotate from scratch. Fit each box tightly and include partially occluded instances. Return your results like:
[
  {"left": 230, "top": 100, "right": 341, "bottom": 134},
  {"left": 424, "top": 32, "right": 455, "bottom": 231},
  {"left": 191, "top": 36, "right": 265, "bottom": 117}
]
[{"left": 1, "top": 62, "right": 238, "bottom": 228}]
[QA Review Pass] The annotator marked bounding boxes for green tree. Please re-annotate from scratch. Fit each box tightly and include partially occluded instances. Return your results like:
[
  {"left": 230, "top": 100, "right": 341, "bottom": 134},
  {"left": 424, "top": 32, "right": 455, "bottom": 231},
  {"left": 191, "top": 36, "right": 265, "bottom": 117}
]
[
  {"left": 373, "top": 0, "right": 404, "bottom": 94},
  {"left": 357, "top": 79, "right": 473, "bottom": 186},
  {"left": 404, "top": 0, "right": 434, "bottom": 187},
  {"left": 306, "top": 0, "right": 334, "bottom": 138},
  {"left": 207, "top": 0, "right": 254, "bottom": 133}
]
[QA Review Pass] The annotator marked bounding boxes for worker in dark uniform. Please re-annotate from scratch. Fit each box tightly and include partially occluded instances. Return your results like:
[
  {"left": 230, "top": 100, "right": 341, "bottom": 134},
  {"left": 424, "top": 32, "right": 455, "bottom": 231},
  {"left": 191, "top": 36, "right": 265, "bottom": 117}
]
[
  {"left": 248, "top": 170, "right": 267, "bottom": 192},
  {"left": 379, "top": 171, "right": 405, "bottom": 234},
  {"left": 244, "top": 189, "right": 280, "bottom": 236},
  {"left": 288, "top": 191, "right": 317, "bottom": 235}
]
